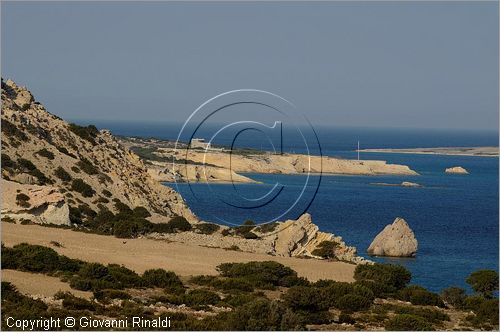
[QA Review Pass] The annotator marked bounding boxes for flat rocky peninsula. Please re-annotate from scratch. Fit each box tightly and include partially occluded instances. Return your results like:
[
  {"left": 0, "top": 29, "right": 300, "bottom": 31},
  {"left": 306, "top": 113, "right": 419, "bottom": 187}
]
[{"left": 360, "top": 146, "right": 499, "bottom": 157}]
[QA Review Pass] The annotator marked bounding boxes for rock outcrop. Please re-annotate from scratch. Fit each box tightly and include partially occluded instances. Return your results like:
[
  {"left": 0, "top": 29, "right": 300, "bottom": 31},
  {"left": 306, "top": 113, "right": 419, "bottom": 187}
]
[
  {"left": 1, "top": 78, "right": 196, "bottom": 223},
  {"left": 400, "top": 181, "right": 422, "bottom": 187},
  {"left": 148, "top": 213, "right": 370, "bottom": 264},
  {"left": 1, "top": 179, "right": 71, "bottom": 226},
  {"left": 367, "top": 217, "right": 418, "bottom": 257},
  {"left": 445, "top": 166, "right": 469, "bottom": 174}
]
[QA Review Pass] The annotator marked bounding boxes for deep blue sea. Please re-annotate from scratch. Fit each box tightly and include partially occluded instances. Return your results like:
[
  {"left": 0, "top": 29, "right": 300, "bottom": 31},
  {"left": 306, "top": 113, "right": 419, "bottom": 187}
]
[{"left": 91, "top": 120, "right": 499, "bottom": 293}]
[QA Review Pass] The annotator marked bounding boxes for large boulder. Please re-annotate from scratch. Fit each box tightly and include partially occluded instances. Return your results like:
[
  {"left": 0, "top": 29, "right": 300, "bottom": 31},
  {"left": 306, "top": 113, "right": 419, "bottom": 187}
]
[
  {"left": 1, "top": 179, "right": 71, "bottom": 226},
  {"left": 445, "top": 166, "right": 469, "bottom": 174},
  {"left": 367, "top": 217, "right": 418, "bottom": 257}
]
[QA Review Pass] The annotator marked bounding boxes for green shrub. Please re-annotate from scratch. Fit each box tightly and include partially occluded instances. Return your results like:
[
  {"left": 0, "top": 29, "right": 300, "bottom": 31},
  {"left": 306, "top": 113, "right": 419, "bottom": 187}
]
[
  {"left": 3, "top": 243, "right": 60, "bottom": 273},
  {"left": 71, "top": 179, "right": 95, "bottom": 197},
  {"left": 142, "top": 269, "right": 183, "bottom": 289},
  {"left": 56, "top": 145, "right": 76, "bottom": 158},
  {"left": 107, "top": 264, "right": 142, "bottom": 288},
  {"left": 68, "top": 123, "right": 99, "bottom": 144},
  {"left": 354, "top": 263, "right": 411, "bottom": 291},
  {"left": 393, "top": 306, "right": 450, "bottom": 324},
  {"left": 79, "top": 263, "right": 109, "bottom": 279},
  {"left": 282, "top": 286, "right": 329, "bottom": 311},
  {"left": 242, "top": 231, "right": 259, "bottom": 239},
  {"left": 113, "top": 219, "right": 153, "bottom": 238},
  {"left": 385, "top": 314, "right": 434, "bottom": 331},
  {"left": 464, "top": 295, "right": 486, "bottom": 311},
  {"left": 77, "top": 158, "right": 99, "bottom": 175},
  {"left": 102, "top": 189, "right": 112, "bottom": 198},
  {"left": 132, "top": 206, "right": 151, "bottom": 218},
  {"left": 1, "top": 282, "right": 49, "bottom": 320},
  {"left": 212, "top": 278, "right": 254, "bottom": 292},
  {"left": 256, "top": 222, "right": 278, "bottom": 233},
  {"left": 168, "top": 216, "right": 192, "bottom": 231},
  {"left": 196, "top": 223, "right": 220, "bottom": 235},
  {"left": 221, "top": 293, "right": 264, "bottom": 308},
  {"left": 466, "top": 270, "right": 499, "bottom": 298},
  {"left": 398, "top": 285, "right": 444, "bottom": 307},
  {"left": 183, "top": 289, "right": 221, "bottom": 306},
  {"left": 475, "top": 299, "right": 499, "bottom": 326},
  {"left": 190, "top": 275, "right": 217, "bottom": 286},
  {"left": 217, "top": 261, "right": 297, "bottom": 289},
  {"left": 441, "top": 287, "right": 466, "bottom": 308},
  {"left": 36, "top": 148, "right": 54, "bottom": 160},
  {"left": 17, "top": 158, "right": 51, "bottom": 184},
  {"left": 338, "top": 312, "right": 355, "bottom": 324},
  {"left": 2, "top": 153, "right": 15, "bottom": 168},
  {"left": 54, "top": 166, "right": 72, "bottom": 182},
  {"left": 57, "top": 292, "right": 97, "bottom": 311},
  {"left": 93, "top": 289, "right": 131, "bottom": 301},
  {"left": 311, "top": 241, "right": 338, "bottom": 259},
  {"left": 2, "top": 119, "right": 28, "bottom": 141},
  {"left": 16, "top": 193, "right": 31, "bottom": 208},
  {"left": 335, "top": 294, "right": 372, "bottom": 312}
]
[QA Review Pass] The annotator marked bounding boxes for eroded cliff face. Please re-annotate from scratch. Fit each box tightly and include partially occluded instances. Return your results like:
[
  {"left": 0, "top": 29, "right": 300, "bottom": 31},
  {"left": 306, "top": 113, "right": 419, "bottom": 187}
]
[
  {"left": 267, "top": 213, "right": 368, "bottom": 263},
  {"left": 1, "top": 79, "right": 197, "bottom": 224}
]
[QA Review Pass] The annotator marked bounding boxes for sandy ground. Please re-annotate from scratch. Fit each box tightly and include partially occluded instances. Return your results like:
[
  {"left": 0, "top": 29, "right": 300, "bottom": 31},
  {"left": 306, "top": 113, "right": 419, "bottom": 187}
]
[
  {"left": 2, "top": 269, "right": 92, "bottom": 299},
  {"left": 1, "top": 223, "right": 355, "bottom": 282},
  {"left": 360, "top": 146, "right": 499, "bottom": 157}
]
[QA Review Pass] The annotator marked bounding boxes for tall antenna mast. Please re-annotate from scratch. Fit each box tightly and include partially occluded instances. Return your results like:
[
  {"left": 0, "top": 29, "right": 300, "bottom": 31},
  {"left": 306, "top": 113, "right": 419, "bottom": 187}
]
[{"left": 357, "top": 140, "right": 360, "bottom": 161}]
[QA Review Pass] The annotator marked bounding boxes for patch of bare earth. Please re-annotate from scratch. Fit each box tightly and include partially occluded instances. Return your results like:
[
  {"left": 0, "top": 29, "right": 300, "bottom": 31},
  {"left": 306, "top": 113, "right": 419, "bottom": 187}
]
[{"left": 2, "top": 223, "right": 355, "bottom": 282}]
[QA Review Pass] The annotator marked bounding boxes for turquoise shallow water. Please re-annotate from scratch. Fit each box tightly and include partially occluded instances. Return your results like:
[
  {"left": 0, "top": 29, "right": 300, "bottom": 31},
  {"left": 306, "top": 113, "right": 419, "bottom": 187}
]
[{"left": 165, "top": 152, "right": 498, "bottom": 293}]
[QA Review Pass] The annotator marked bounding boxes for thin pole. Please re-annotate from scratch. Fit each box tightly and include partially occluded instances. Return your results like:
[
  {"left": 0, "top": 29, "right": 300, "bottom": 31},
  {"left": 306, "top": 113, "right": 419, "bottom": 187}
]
[{"left": 357, "top": 141, "right": 360, "bottom": 161}]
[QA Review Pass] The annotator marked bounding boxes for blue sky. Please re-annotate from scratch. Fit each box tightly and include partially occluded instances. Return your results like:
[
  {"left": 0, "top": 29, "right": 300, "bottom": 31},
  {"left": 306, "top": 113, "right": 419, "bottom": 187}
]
[{"left": 2, "top": 1, "right": 498, "bottom": 131}]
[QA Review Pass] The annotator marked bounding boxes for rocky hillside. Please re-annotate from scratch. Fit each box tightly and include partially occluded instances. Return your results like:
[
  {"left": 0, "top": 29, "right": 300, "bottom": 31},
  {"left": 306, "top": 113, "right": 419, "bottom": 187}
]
[{"left": 1, "top": 79, "right": 196, "bottom": 224}]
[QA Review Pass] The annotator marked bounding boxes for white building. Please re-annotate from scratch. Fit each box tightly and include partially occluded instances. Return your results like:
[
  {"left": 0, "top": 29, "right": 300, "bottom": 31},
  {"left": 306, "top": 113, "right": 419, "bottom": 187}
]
[{"left": 190, "top": 138, "right": 211, "bottom": 149}]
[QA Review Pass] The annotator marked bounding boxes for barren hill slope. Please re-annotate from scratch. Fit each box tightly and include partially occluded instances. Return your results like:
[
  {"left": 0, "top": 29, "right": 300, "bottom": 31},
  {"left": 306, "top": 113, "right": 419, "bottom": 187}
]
[{"left": 1, "top": 79, "right": 196, "bottom": 223}]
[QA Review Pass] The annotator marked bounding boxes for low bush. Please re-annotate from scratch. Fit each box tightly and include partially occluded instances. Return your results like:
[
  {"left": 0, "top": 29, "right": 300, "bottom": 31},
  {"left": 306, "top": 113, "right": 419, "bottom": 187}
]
[
  {"left": 393, "top": 306, "right": 449, "bottom": 324},
  {"left": 338, "top": 312, "right": 355, "bottom": 324},
  {"left": 354, "top": 263, "right": 411, "bottom": 291},
  {"left": 142, "top": 269, "right": 184, "bottom": 289},
  {"left": 385, "top": 314, "right": 434, "bottom": 331},
  {"left": 441, "top": 286, "right": 466, "bottom": 308},
  {"left": 132, "top": 206, "right": 151, "bottom": 218},
  {"left": 1, "top": 282, "right": 49, "bottom": 321},
  {"left": 113, "top": 218, "right": 153, "bottom": 238},
  {"left": 102, "top": 189, "right": 112, "bottom": 198},
  {"left": 196, "top": 223, "right": 220, "bottom": 235},
  {"left": 183, "top": 289, "right": 221, "bottom": 307},
  {"left": 335, "top": 294, "right": 372, "bottom": 312},
  {"left": 311, "top": 241, "right": 338, "bottom": 259},
  {"left": 1, "top": 153, "right": 15, "bottom": 168},
  {"left": 93, "top": 289, "right": 131, "bottom": 302},
  {"left": 71, "top": 179, "right": 95, "bottom": 197},
  {"left": 77, "top": 158, "right": 99, "bottom": 175},
  {"left": 282, "top": 286, "right": 329, "bottom": 311},
  {"left": 256, "top": 222, "right": 278, "bottom": 233},
  {"left": 212, "top": 278, "right": 255, "bottom": 292},
  {"left": 16, "top": 193, "right": 31, "bottom": 208},
  {"left": 36, "top": 148, "right": 54, "bottom": 160},
  {"left": 466, "top": 270, "right": 499, "bottom": 298},
  {"left": 54, "top": 166, "right": 72, "bottom": 182},
  {"left": 56, "top": 292, "right": 97, "bottom": 311},
  {"left": 398, "top": 285, "right": 444, "bottom": 307},
  {"left": 168, "top": 216, "right": 192, "bottom": 231},
  {"left": 217, "top": 261, "right": 297, "bottom": 289},
  {"left": 68, "top": 123, "right": 99, "bottom": 144}
]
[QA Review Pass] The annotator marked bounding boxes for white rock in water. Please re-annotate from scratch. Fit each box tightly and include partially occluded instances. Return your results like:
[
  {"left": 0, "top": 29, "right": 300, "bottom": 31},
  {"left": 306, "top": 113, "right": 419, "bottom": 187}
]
[
  {"left": 367, "top": 217, "right": 418, "bottom": 257},
  {"left": 445, "top": 166, "right": 469, "bottom": 174}
]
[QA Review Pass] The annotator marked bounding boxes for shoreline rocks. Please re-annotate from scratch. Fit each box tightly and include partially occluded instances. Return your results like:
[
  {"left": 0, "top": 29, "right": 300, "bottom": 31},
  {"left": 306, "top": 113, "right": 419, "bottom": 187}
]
[
  {"left": 367, "top": 217, "right": 418, "bottom": 257},
  {"left": 445, "top": 166, "right": 469, "bottom": 174}
]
